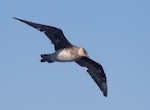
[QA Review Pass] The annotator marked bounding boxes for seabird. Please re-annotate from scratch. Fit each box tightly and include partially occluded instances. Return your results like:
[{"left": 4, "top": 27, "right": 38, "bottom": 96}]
[{"left": 14, "top": 17, "right": 108, "bottom": 97}]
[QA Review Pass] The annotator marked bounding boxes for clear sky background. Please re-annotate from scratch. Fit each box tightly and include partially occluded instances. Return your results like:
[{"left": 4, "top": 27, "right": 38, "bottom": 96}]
[{"left": 0, "top": 0, "right": 150, "bottom": 110}]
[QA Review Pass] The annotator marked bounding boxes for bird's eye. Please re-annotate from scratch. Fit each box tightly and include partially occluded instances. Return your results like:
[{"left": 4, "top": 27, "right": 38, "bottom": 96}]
[{"left": 83, "top": 49, "right": 87, "bottom": 54}]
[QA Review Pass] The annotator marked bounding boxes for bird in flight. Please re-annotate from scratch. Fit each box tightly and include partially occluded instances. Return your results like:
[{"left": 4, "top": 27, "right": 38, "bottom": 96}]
[{"left": 14, "top": 17, "right": 108, "bottom": 97}]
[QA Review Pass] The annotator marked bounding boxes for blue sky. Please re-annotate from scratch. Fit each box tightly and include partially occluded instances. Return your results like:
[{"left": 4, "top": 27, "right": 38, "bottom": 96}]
[{"left": 1, "top": 0, "right": 150, "bottom": 110}]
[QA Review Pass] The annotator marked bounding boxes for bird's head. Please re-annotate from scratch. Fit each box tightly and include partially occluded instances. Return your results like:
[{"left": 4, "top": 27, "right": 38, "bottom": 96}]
[{"left": 78, "top": 48, "right": 89, "bottom": 57}]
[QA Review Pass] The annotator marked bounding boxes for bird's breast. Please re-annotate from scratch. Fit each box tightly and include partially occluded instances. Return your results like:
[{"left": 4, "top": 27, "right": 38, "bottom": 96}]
[{"left": 55, "top": 49, "right": 79, "bottom": 62}]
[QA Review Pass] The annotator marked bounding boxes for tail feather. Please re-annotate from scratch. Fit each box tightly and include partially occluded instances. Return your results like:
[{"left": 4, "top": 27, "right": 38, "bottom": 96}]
[{"left": 40, "top": 54, "right": 54, "bottom": 63}]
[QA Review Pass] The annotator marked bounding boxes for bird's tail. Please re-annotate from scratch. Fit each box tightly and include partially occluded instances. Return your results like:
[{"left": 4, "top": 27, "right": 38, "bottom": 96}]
[{"left": 41, "top": 54, "right": 54, "bottom": 63}]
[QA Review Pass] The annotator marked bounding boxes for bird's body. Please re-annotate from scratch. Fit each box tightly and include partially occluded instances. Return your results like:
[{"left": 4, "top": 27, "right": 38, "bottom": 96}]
[
  {"left": 41, "top": 46, "right": 88, "bottom": 62},
  {"left": 14, "top": 17, "right": 108, "bottom": 97}
]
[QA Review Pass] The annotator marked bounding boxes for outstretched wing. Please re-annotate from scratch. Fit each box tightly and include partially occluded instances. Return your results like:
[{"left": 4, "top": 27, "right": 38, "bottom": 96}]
[
  {"left": 76, "top": 57, "right": 107, "bottom": 97},
  {"left": 13, "top": 17, "right": 73, "bottom": 50}
]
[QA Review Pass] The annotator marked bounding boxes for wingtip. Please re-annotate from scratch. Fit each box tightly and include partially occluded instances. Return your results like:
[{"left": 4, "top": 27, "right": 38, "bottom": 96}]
[
  {"left": 13, "top": 17, "right": 23, "bottom": 22},
  {"left": 13, "top": 17, "right": 19, "bottom": 20},
  {"left": 102, "top": 82, "right": 108, "bottom": 97},
  {"left": 103, "top": 92, "right": 107, "bottom": 97}
]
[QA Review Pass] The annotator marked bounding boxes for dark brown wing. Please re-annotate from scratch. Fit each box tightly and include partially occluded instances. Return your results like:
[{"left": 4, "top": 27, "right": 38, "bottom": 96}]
[
  {"left": 13, "top": 17, "right": 73, "bottom": 50},
  {"left": 76, "top": 57, "right": 107, "bottom": 97}
]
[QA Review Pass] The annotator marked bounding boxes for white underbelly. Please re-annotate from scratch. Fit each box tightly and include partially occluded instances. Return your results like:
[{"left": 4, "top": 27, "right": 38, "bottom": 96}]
[{"left": 55, "top": 49, "right": 77, "bottom": 62}]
